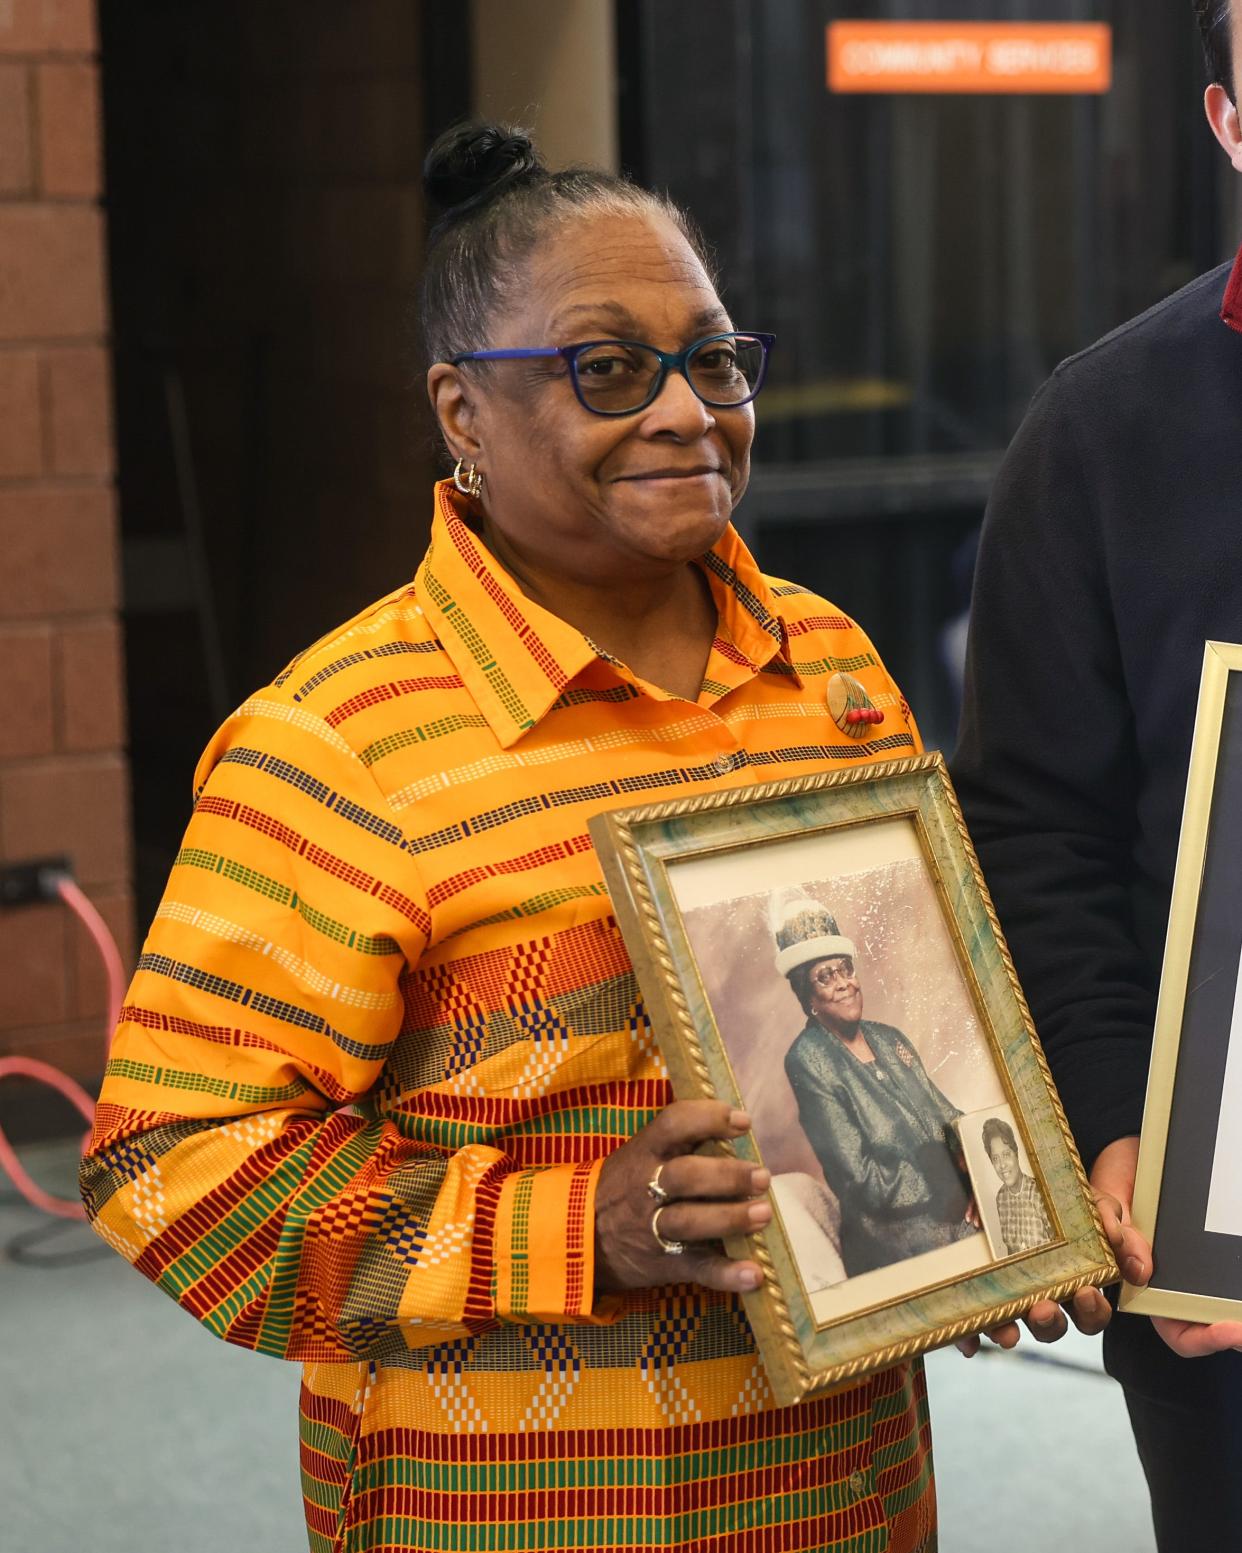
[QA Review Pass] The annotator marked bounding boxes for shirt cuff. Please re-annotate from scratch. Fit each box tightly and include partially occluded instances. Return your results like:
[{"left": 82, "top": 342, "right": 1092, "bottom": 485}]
[{"left": 494, "top": 1158, "right": 621, "bottom": 1324}]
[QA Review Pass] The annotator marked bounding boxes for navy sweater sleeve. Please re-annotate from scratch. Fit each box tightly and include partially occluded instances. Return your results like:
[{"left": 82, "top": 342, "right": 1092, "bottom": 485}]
[{"left": 953, "top": 369, "right": 1152, "bottom": 1173}]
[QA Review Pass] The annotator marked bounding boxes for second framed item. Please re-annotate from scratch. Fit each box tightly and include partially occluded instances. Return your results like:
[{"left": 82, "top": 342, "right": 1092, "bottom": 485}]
[
  {"left": 1123, "top": 641, "right": 1242, "bottom": 1324},
  {"left": 590, "top": 754, "right": 1116, "bottom": 1405}
]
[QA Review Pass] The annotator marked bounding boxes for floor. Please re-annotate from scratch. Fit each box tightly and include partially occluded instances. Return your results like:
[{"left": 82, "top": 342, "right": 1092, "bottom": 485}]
[{"left": 2, "top": 1140, "right": 1155, "bottom": 1553}]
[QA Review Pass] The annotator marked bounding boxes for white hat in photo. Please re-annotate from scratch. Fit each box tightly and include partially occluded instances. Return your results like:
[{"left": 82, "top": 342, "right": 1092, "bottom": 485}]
[{"left": 768, "top": 887, "right": 857, "bottom": 978}]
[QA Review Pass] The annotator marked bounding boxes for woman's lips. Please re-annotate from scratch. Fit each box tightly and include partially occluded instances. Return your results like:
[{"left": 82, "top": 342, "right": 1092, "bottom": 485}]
[{"left": 617, "top": 467, "right": 725, "bottom": 482}]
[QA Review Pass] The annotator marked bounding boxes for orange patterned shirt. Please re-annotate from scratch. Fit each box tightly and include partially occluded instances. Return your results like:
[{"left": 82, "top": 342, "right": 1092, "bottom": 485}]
[{"left": 83, "top": 481, "right": 933, "bottom": 1553}]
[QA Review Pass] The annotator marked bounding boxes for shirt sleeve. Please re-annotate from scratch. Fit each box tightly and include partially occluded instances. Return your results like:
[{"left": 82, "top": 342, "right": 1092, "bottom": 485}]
[
  {"left": 1031, "top": 1179, "right": 1054, "bottom": 1243},
  {"left": 859, "top": 625, "right": 924, "bottom": 757},
  {"left": 952, "top": 370, "right": 1151, "bottom": 1173},
  {"left": 81, "top": 691, "right": 610, "bottom": 1363}
]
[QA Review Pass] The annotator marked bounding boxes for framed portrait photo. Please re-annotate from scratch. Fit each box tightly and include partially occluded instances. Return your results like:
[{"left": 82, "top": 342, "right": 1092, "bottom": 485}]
[
  {"left": 590, "top": 754, "right": 1116, "bottom": 1406},
  {"left": 1123, "top": 642, "right": 1242, "bottom": 1324}
]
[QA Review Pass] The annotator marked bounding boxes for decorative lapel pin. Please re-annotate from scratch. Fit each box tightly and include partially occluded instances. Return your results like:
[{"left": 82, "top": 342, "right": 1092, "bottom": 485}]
[{"left": 827, "top": 671, "right": 885, "bottom": 739}]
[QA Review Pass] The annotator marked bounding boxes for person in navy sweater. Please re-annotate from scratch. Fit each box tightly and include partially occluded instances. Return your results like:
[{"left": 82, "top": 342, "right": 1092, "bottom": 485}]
[{"left": 955, "top": 4, "right": 1242, "bottom": 1545}]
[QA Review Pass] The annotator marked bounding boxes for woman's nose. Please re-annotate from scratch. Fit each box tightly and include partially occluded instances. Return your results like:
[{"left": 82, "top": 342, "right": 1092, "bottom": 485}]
[{"left": 643, "top": 367, "right": 716, "bottom": 437}]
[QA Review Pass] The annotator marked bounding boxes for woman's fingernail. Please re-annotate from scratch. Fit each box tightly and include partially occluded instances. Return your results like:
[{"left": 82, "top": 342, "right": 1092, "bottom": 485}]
[
  {"left": 1124, "top": 1256, "right": 1144, "bottom": 1283},
  {"left": 748, "top": 1201, "right": 771, "bottom": 1226},
  {"left": 738, "top": 1267, "right": 762, "bottom": 1290},
  {"left": 750, "top": 1168, "right": 771, "bottom": 1193},
  {"left": 729, "top": 1109, "right": 750, "bottom": 1130}
]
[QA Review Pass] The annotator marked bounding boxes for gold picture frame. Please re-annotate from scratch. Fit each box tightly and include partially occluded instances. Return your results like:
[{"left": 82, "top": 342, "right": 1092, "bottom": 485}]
[
  {"left": 1123, "top": 641, "right": 1242, "bottom": 1324},
  {"left": 589, "top": 753, "right": 1116, "bottom": 1406}
]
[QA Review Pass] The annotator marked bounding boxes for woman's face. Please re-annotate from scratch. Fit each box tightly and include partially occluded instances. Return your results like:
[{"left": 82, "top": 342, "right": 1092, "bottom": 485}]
[
  {"left": 807, "top": 955, "right": 864, "bottom": 1035},
  {"left": 434, "top": 208, "right": 755, "bottom": 588},
  {"left": 987, "top": 1137, "right": 1021, "bottom": 1190}
]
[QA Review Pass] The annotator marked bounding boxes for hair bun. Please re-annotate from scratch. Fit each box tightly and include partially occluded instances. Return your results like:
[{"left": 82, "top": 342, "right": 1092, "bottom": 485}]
[{"left": 424, "top": 121, "right": 545, "bottom": 218}]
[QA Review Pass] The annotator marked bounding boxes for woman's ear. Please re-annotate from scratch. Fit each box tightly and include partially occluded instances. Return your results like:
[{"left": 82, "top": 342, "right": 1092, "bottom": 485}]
[
  {"left": 1205, "top": 82, "right": 1242, "bottom": 173},
  {"left": 427, "top": 363, "right": 483, "bottom": 464}
]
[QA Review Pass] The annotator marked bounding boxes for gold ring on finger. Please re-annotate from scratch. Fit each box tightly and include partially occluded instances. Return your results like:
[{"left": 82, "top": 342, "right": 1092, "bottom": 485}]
[
  {"left": 651, "top": 1205, "right": 685, "bottom": 1256},
  {"left": 646, "top": 1163, "right": 671, "bottom": 1204}
]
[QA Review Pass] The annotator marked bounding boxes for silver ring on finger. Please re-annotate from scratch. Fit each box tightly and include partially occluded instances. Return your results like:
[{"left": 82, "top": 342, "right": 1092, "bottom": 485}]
[
  {"left": 646, "top": 1163, "right": 671, "bottom": 1205},
  {"left": 651, "top": 1205, "right": 685, "bottom": 1256}
]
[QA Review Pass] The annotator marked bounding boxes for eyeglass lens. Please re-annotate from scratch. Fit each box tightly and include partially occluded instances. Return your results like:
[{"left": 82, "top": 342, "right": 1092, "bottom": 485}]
[
  {"left": 572, "top": 335, "right": 765, "bottom": 412},
  {"left": 811, "top": 962, "right": 854, "bottom": 987}
]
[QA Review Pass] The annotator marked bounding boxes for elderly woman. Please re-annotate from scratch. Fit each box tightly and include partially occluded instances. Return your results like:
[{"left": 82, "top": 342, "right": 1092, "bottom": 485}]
[
  {"left": 82, "top": 123, "right": 1113, "bottom": 1553},
  {"left": 777, "top": 898, "right": 979, "bottom": 1278}
]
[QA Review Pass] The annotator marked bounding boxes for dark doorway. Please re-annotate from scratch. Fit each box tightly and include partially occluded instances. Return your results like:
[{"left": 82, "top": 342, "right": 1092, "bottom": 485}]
[{"left": 100, "top": 3, "right": 462, "bottom": 919}]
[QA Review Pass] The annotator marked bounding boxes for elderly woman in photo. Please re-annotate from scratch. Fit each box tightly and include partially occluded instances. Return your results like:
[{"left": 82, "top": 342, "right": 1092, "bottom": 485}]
[
  {"left": 780, "top": 895, "right": 980, "bottom": 1278},
  {"left": 81, "top": 122, "right": 1114, "bottom": 1553}
]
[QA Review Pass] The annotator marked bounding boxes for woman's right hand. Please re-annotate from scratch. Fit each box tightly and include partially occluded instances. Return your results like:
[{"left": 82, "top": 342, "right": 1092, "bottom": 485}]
[{"left": 593, "top": 1100, "right": 771, "bottom": 1295}]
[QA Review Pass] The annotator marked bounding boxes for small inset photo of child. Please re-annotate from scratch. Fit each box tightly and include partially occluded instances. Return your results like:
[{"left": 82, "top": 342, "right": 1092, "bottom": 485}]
[{"left": 957, "top": 1103, "right": 1057, "bottom": 1261}]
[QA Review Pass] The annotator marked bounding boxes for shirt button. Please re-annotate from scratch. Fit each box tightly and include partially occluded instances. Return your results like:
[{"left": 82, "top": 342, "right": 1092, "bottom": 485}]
[
  {"left": 712, "top": 754, "right": 733, "bottom": 776},
  {"left": 848, "top": 1469, "right": 868, "bottom": 1498}
]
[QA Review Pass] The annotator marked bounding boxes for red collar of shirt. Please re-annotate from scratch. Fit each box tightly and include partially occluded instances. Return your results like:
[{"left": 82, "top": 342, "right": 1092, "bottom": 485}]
[{"left": 1221, "top": 243, "right": 1242, "bottom": 333}]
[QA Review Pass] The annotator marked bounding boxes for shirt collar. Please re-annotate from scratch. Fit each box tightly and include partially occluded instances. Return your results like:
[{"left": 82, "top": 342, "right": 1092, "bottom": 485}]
[
  {"left": 1221, "top": 242, "right": 1242, "bottom": 333},
  {"left": 416, "top": 480, "right": 802, "bottom": 748},
  {"left": 699, "top": 522, "right": 801, "bottom": 684}
]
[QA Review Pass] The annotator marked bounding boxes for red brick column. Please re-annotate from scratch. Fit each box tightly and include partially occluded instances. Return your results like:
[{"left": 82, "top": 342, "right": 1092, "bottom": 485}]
[{"left": 0, "top": 1, "right": 132, "bottom": 1109}]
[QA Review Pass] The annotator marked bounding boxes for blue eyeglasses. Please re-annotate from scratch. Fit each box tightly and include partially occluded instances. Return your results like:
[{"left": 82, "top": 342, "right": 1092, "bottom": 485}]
[{"left": 447, "top": 331, "right": 775, "bottom": 417}]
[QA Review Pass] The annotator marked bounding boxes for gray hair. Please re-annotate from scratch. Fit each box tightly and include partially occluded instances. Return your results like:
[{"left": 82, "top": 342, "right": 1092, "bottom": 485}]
[{"left": 419, "top": 121, "right": 716, "bottom": 370}]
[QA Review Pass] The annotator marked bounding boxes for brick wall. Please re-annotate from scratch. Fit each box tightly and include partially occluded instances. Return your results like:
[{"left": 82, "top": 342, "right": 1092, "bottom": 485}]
[{"left": 0, "top": 1, "right": 133, "bottom": 1122}]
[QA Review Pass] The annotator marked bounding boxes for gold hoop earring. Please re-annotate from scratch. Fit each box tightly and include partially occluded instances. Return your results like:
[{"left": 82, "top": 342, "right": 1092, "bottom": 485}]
[{"left": 453, "top": 459, "right": 483, "bottom": 499}]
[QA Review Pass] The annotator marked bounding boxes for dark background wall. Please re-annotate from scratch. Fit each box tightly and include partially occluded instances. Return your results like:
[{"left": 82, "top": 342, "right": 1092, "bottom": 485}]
[
  {"left": 100, "top": 2, "right": 458, "bottom": 923},
  {"left": 620, "top": 0, "right": 1231, "bottom": 743}
]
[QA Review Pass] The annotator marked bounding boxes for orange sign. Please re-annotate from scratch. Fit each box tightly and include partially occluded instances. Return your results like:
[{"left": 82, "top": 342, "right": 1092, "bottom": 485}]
[{"left": 828, "top": 21, "right": 1112, "bottom": 95}]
